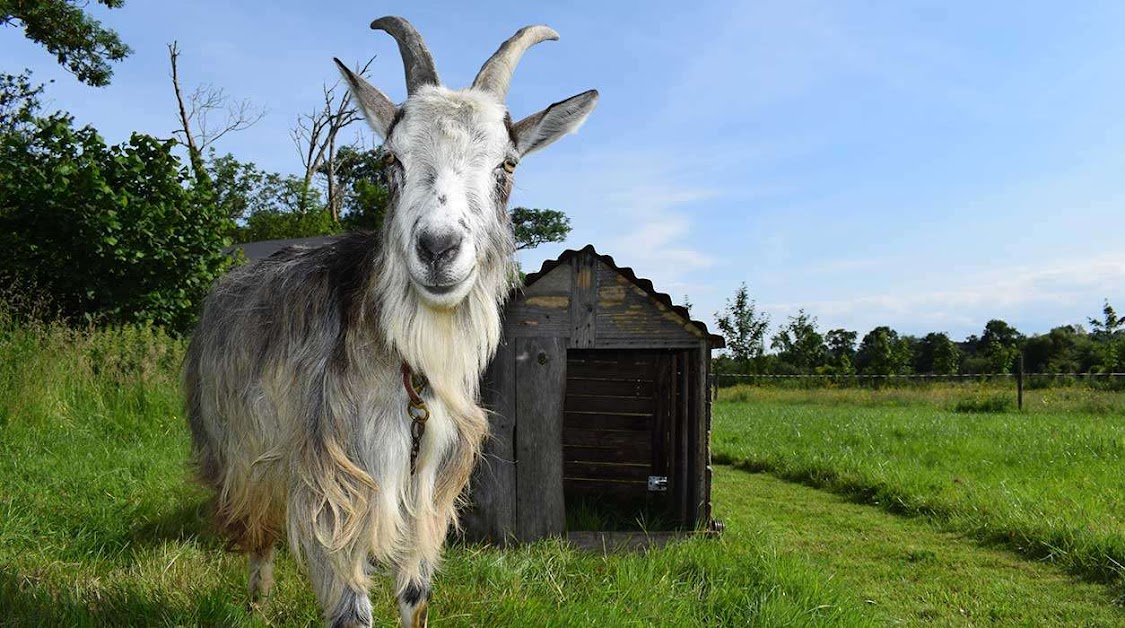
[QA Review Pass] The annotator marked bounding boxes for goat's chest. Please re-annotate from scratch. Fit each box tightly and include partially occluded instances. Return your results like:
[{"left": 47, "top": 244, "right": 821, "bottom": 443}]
[{"left": 354, "top": 384, "right": 459, "bottom": 492}]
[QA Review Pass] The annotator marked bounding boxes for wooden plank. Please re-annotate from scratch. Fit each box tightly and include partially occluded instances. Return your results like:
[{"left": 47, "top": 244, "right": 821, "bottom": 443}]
[
  {"left": 504, "top": 302, "right": 571, "bottom": 337},
  {"left": 594, "top": 270, "right": 706, "bottom": 348},
  {"left": 562, "top": 428, "right": 652, "bottom": 449},
  {"left": 678, "top": 351, "right": 691, "bottom": 523},
  {"left": 514, "top": 336, "right": 568, "bottom": 541},
  {"left": 584, "top": 337, "right": 705, "bottom": 350},
  {"left": 564, "top": 412, "right": 652, "bottom": 431},
  {"left": 566, "top": 358, "right": 656, "bottom": 379},
  {"left": 563, "top": 444, "right": 651, "bottom": 466},
  {"left": 565, "top": 377, "right": 655, "bottom": 398},
  {"left": 564, "top": 460, "right": 651, "bottom": 481},
  {"left": 463, "top": 342, "right": 516, "bottom": 544},
  {"left": 695, "top": 340, "right": 711, "bottom": 527},
  {"left": 523, "top": 264, "right": 572, "bottom": 297},
  {"left": 569, "top": 253, "right": 598, "bottom": 348},
  {"left": 564, "top": 394, "right": 653, "bottom": 415},
  {"left": 564, "top": 478, "right": 649, "bottom": 502}
]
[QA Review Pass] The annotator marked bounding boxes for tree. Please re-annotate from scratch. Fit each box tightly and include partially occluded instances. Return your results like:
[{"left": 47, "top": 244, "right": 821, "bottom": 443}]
[
  {"left": 1022, "top": 325, "right": 1097, "bottom": 374},
  {"left": 825, "top": 328, "right": 858, "bottom": 373},
  {"left": 1087, "top": 300, "right": 1124, "bottom": 373},
  {"left": 771, "top": 309, "right": 826, "bottom": 373},
  {"left": 208, "top": 152, "right": 313, "bottom": 222},
  {"left": 914, "top": 332, "right": 960, "bottom": 375},
  {"left": 511, "top": 207, "right": 570, "bottom": 250},
  {"left": 335, "top": 145, "right": 390, "bottom": 232},
  {"left": 979, "top": 319, "right": 1022, "bottom": 374},
  {"left": 0, "top": 111, "right": 232, "bottom": 331},
  {"left": 855, "top": 326, "right": 912, "bottom": 376},
  {"left": 168, "top": 42, "right": 265, "bottom": 187},
  {"left": 715, "top": 283, "right": 770, "bottom": 371},
  {"left": 1, "top": 0, "right": 130, "bottom": 86},
  {"left": 0, "top": 71, "right": 47, "bottom": 134},
  {"left": 292, "top": 60, "right": 373, "bottom": 219}
]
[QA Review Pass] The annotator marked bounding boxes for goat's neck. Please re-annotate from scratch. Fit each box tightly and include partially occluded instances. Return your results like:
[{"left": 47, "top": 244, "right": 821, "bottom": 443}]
[{"left": 368, "top": 246, "right": 508, "bottom": 416}]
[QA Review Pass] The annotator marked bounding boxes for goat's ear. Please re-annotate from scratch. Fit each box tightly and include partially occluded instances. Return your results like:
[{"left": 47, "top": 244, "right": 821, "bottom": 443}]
[
  {"left": 513, "top": 90, "right": 598, "bottom": 157},
  {"left": 334, "top": 58, "right": 397, "bottom": 140}
]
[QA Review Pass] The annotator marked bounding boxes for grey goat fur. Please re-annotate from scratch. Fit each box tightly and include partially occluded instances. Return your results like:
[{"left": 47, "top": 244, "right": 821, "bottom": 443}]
[{"left": 183, "top": 15, "right": 596, "bottom": 628}]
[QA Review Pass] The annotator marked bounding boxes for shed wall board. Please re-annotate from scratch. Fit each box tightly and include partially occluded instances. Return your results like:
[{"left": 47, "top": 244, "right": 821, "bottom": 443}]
[
  {"left": 464, "top": 341, "right": 516, "bottom": 543},
  {"left": 569, "top": 255, "right": 598, "bottom": 348},
  {"left": 514, "top": 336, "right": 568, "bottom": 541}
]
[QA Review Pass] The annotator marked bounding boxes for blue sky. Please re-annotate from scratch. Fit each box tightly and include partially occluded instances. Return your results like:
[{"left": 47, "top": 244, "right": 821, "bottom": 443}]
[{"left": 3, "top": 0, "right": 1123, "bottom": 341}]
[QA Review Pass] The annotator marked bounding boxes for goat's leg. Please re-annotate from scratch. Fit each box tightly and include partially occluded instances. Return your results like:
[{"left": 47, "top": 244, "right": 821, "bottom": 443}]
[
  {"left": 395, "top": 560, "right": 433, "bottom": 628},
  {"left": 247, "top": 544, "right": 276, "bottom": 607},
  {"left": 297, "top": 535, "right": 373, "bottom": 628}
]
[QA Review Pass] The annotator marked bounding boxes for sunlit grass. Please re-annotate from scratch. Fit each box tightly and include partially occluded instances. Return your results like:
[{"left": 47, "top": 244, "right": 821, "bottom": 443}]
[
  {"left": 0, "top": 323, "right": 867, "bottom": 626},
  {"left": 1, "top": 322, "right": 1120, "bottom": 624},
  {"left": 713, "top": 385, "right": 1125, "bottom": 596}
]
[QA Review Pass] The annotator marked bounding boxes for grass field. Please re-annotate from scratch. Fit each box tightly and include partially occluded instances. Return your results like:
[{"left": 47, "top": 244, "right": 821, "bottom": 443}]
[
  {"left": 1, "top": 323, "right": 1122, "bottom": 625},
  {"left": 0, "top": 324, "right": 867, "bottom": 626},
  {"left": 713, "top": 384, "right": 1125, "bottom": 600}
]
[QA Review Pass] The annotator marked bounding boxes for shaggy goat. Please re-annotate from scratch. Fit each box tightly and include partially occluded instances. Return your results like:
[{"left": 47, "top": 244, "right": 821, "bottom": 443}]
[{"left": 183, "top": 16, "right": 597, "bottom": 627}]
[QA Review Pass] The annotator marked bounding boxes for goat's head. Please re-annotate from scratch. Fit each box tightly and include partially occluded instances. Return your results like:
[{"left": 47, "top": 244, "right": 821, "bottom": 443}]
[{"left": 335, "top": 17, "right": 597, "bottom": 308}]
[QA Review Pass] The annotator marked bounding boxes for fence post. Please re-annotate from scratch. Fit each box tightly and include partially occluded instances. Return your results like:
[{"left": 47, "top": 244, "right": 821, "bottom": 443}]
[{"left": 1017, "top": 354, "right": 1024, "bottom": 411}]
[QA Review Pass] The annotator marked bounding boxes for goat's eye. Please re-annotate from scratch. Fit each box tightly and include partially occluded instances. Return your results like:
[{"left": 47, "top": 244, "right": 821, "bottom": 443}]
[
  {"left": 383, "top": 152, "right": 397, "bottom": 168},
  {"left": 501, "top": 159, "right": 517, "bottom": 174}
]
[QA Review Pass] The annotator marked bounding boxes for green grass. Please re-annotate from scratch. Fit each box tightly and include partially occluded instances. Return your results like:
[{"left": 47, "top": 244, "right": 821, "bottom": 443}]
[
  {"left": 713, "top": 384, "right": 1125, "bottom": 599},
  {"left": 719, "top": 469, "right": 1123, "bottom": 625},
  {"left": 0, "top": 323, "right": 869, "bottom": 626},
  {"left": 2, "top": 323, "right": 1121, "bottom": 625}
]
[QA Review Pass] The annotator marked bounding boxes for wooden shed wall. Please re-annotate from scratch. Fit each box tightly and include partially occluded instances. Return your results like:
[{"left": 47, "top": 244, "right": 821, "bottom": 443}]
[
  {"left": 463, "top": 249, "right": 716, "bottom": 544},
  {"left": 505, "top": 256, "right": 710, "bottom": 350}
]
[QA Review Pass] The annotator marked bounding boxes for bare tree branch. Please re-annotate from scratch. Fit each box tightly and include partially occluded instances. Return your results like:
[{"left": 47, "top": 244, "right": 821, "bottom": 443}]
[
  {"left": 291, "top": 56, "right": 375, "bottom": 219},
  {"left": 168, "top": 41, "right": 207, "bottom": 184},
  {"left": 168, "top": 40, "right": 266, "bottom": 186}
]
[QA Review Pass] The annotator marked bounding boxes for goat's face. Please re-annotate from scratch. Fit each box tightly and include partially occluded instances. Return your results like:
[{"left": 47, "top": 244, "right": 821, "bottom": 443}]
[
  {"left": 380, "top": 88, "right": 513, "bottom": 307},
  {"left": 337, "top": 18, "right": 598, "bottom": 309}
]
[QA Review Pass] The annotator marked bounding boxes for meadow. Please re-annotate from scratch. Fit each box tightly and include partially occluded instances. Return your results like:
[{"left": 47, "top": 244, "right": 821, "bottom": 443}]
[
  {"left": 713, "top": 384, "right": 1125, "bottom": 594},
  {"left": 0, "top": 322, "right": 1122, "bottom": 625}
]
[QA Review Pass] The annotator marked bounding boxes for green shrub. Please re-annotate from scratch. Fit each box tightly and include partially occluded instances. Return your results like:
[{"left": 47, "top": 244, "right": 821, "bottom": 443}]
[{"left": 0, "top": 114, "right": 233, "bottom": 333}]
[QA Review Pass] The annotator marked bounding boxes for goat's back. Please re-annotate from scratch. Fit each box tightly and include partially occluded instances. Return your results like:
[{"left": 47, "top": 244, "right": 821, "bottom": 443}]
[{"left": 183, "top": 232, "right": 380, "bottom": 490}]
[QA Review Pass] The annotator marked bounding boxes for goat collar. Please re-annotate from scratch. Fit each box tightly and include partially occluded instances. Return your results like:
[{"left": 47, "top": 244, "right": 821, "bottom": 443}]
[
  {"left": 401, "top": 363, "right": 429, "bottom": 475},
  {"left": 401, "top": 362, "right": 426, "bottom": 406}
]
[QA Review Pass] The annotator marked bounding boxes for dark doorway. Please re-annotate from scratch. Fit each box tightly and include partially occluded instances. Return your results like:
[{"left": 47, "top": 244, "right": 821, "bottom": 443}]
[{"left": 563, "top": 349, "right": 689, "bottom": 530}]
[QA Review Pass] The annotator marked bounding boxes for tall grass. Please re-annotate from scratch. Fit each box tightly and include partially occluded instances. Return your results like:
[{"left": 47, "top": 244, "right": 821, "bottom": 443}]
[
  {"left": 712, "top": 386, "right": 1125, "bottom": 597},
  {"left": 0, "top": 321, "right": 869, "bottom": 625}
]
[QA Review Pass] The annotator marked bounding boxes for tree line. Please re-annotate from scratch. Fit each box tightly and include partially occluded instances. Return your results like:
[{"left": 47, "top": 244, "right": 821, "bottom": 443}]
[
  {"left": 1, "top": 1, "right": 569, "bottom": 333},
  {"left": 714, "top": 283, "right": 1124, "bottom": 377}
]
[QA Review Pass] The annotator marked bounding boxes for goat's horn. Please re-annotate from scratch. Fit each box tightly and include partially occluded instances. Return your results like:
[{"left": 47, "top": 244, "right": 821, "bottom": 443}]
[
  {"left": 370, "top": 16, "right": 439, "bottom": 94},
  {"left": 472, "top": 25, "right": 559, "bottom": 100}
]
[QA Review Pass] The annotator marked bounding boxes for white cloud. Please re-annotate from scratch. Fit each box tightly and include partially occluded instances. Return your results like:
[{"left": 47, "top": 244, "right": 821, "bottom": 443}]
[
  {"left": 764, "top": 251, "right": 1125, "bottom": 337},
  {"left": 514, "top": 148, "right": 720, "bottom": 297}
]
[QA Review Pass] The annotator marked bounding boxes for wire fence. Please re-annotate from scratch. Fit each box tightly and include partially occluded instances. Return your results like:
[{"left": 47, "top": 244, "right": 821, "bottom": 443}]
[{"left": 712, "top": 371, "right": 1125, "bottom": 407}]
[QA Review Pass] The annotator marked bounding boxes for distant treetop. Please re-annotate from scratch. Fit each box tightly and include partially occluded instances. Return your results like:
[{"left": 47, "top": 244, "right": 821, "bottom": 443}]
[{"left": 1, "top": 0, "right": 131, "bottom": 87}]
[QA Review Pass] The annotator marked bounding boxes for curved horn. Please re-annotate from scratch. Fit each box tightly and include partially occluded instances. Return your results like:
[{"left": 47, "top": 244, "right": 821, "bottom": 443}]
[
  {"left": 370, "top": 16, "right": 439, "bottom": 94},
  {"left": 472, "top": 25, "right": 559, "bottom": 100}
]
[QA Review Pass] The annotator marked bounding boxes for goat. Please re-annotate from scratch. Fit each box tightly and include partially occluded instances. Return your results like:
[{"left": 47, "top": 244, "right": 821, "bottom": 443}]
[{"left": 183, "top": 16, "right": 597, "bottom": 628}]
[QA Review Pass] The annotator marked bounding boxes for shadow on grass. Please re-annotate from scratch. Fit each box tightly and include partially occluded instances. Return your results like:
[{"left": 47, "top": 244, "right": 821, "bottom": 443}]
[
  {"left": 0, "top": 566, "right": 247, "bottom": 627},
  {"left": 714, "top": 458, "right": 1125, "bottom": 607},
  {"left": 129, "top": 497, "right": 224, "bottom": 551}
]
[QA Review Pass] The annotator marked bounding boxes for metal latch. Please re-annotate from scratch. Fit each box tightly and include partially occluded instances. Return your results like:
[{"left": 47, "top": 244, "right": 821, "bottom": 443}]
[{"left": 648, "top": 475, "right": 668, "bottom": 492}]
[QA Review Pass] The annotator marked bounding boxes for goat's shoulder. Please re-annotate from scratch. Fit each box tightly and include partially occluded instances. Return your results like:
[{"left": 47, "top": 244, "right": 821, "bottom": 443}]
[{"left": 206, "top": 231, "right": 380, "bottom": 321}]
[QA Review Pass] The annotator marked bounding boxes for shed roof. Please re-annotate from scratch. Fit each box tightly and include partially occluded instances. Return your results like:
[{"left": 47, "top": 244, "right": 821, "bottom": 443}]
[
  {"left": 229, "top": 236, "right": 338, "bottom": 261},
  {"left": 524, "top": 245, "right": 725, "bottom": 348}
]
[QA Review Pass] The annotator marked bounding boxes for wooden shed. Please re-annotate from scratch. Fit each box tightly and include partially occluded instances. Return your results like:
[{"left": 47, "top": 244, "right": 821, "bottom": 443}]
[{"left": 464, "top": 245, "right": 725, "bottom": 544}]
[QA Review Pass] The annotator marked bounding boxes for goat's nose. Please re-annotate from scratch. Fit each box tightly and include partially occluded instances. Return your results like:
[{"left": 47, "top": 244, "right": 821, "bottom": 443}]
[{"left": 416, "top": 230, "right": 463, "bottom": 266}]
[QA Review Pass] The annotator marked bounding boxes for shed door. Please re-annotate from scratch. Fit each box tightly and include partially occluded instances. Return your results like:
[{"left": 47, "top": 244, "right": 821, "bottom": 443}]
[{"left": 563, "top": 349, "right": 681, "bottom": 525}]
